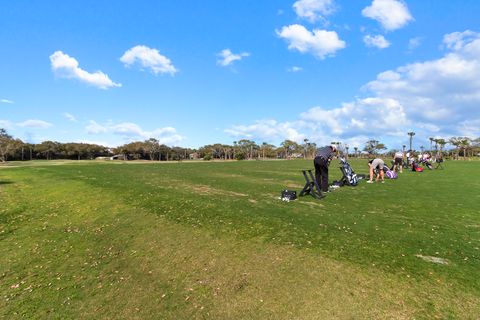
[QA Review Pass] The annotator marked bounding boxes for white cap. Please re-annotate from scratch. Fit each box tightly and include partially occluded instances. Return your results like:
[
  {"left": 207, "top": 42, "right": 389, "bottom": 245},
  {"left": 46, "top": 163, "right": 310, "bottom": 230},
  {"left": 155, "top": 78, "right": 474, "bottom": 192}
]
[{"left": 331, "top": 145, "right": 337, "bottom": 151}]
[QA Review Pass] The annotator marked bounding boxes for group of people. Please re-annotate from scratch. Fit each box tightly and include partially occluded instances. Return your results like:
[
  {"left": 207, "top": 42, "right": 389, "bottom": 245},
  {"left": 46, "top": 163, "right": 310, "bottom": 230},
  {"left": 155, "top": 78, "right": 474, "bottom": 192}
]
[{"left": 313, "top": 145, "right": 425, "bottom": 192}]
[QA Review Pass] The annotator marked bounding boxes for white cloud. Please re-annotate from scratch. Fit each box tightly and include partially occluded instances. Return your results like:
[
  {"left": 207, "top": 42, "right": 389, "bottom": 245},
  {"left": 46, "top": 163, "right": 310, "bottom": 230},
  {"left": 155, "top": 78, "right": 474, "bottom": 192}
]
[
  {"left": 120, "top": 45, "right": 177, "bottom": 75},
  {"left": 87, "top": 121, "right": 183, "bottom": 146},
  {"left": 365, "top": 30, "right": 480, "bottom": 127},
  {"left": 277, "top": 24, "right": 346, "bottom": 59},
  {"left": 86, "top": 120, "right": 107, "bottom": 134},
  {"left": 216, "top": 49, "right": 250, "bottom": 67},
  {"left": 300, "top": 97, "right": 408, "bottom": 137},
  {"left": 50, "top": 51, "right": 121, "bottom": 89},
  {"left": 363, "top": 34, "right": 391, "bottom": 49},
  {"left": 112, "top": 122, "right": 144, "bottom": 137},
  {"left": 442, "top": 30, "right": 480, "bottom": 51},
  {"left": 63, "top": 112, "right": 77, "bottom": 122},
  {"left": 362, "top": 0, "right": 413, "bottom": 31},
  {"left": 293, "top": 0, "right": 336, "bottom": 23},
  {"left": 225, "top": 98, "right": 411, "bottom": 148},
  {"left": 408, "top": 37, "right": 422, "bottom": 51},
  {"left": 457, "top": 119, "right": 480, "bottom": 137},
  {"left": 0, "top": 120, "right": 13, "bottom": 129},
  {"left": 17, "top": 119, "right": 53, "bottom": 129},
  {"left": 288, "top": 66, "right": 303, "bottom": 72},
  {"left": 112, "top": 122, "right": 183, "bottom": 145},
  {"left": 225, "top": 119, "right": 305, "bottom": 143},
  {"left": 1, "top": 99, "right": 14, "bottom": 104}
]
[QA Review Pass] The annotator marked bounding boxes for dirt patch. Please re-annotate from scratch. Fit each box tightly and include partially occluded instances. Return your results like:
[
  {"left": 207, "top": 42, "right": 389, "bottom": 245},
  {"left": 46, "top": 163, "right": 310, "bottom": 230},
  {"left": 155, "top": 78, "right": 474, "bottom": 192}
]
[
  {"left": 415, "top": 255, "right": 449, "bottom": 265},
  {"left": 300, "top": 201, "right": 325, "bottom": 208},
  {"left": 189, "top": 184, "right": 247, "bottom": 197}
]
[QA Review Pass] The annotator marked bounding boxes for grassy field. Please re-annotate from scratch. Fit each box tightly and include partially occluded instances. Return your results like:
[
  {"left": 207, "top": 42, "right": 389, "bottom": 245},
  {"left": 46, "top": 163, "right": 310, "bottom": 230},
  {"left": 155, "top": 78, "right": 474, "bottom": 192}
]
[{"left": 0, "top": 159, "right": 479, "bottom": 319}]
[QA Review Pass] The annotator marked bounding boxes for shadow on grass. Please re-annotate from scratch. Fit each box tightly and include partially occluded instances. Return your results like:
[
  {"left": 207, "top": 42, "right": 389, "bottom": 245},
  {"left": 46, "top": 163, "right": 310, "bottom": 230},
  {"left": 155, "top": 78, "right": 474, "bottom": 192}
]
[{"left": 0, "top": 181, "right": 14, "bottom": 185}]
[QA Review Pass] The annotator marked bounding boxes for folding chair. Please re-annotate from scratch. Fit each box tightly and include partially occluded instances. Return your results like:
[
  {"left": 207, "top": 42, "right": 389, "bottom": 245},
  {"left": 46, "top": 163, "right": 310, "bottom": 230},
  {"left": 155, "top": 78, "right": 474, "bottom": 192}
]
[{"left": 299, "top": 169, "right": 324, "bottom": 199}]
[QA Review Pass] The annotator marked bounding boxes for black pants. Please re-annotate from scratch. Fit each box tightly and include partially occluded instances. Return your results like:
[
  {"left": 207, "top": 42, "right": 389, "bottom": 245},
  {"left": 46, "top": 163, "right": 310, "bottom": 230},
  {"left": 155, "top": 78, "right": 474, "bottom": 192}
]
[{"left": 314, "top": 156, "right": 329, "bottom": 192}]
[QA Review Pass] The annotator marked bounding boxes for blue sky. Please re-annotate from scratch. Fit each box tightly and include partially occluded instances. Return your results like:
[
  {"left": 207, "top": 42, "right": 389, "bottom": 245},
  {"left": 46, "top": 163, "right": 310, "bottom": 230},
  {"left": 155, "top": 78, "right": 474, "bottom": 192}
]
[{"left": 1, "top": 0, "right": 479, "bottom": 150}]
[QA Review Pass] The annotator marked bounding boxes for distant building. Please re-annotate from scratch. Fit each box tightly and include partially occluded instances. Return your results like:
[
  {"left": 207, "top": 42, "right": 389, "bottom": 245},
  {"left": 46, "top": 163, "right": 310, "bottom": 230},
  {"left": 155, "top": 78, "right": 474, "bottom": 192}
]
[
  {"left": 189, "top": 152, "right": 199, "bottom": 160},
  {"left": 110, "top": 154, "right": 127, "bottom": 160}
]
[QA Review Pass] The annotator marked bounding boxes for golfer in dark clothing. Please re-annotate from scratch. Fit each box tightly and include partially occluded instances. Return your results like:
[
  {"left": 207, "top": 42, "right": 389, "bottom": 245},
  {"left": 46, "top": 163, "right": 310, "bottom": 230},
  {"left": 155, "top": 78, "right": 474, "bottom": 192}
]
[{"left": 314, "top": 145, "right": 337, "bottom": 192}]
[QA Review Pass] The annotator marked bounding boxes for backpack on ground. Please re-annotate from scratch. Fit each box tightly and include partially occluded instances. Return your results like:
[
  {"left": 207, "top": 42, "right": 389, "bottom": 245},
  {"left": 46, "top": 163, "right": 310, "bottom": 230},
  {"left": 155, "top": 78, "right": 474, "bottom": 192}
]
[{"left": 385, "top": 170, "right": 398, "bottom": 179}]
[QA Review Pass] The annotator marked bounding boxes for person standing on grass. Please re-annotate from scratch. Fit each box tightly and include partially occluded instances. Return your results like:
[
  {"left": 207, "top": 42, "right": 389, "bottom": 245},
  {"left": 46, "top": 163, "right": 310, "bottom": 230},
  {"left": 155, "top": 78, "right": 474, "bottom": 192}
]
[
  {"left": 367, "top": 158, "right": 385, "bottom": 183},
  {"left": 314, "top": 145, "right": 337, "bottom": 192},
  {"left": 393, "top": 150, "right": 404, "bottom": 173}
]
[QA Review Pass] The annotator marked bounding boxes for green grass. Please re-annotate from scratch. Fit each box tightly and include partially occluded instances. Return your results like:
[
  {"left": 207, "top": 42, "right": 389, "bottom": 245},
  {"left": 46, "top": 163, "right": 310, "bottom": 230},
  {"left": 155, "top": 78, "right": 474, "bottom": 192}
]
[{"left": 1, "top": 159, "right": 479, "bottom": 319}]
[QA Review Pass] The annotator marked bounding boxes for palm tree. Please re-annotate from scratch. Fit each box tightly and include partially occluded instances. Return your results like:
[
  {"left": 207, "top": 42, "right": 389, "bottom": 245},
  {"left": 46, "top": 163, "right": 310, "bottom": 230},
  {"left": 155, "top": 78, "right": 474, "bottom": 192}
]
[
  {"left": 407, "top": 132, "right": 415, "bottom": 151},
  {"left": 436, "top": 139, "right": 446, "bottom": 160},
  {"left": 353, "top": 146, "right": 358, "bottom": 158},
  {"left": 429, "top": 137, "right": 434, "bottom": 153},
  {"left": 303, "top": 138, "right": 309, "bottom": 159},
  {"left": 261, "top": 142, "right": 267, "bottom": 160}
]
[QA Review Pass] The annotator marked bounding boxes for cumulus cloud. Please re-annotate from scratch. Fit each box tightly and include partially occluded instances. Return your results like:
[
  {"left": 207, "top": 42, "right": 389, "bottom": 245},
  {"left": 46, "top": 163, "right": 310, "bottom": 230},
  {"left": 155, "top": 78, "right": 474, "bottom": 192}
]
[
  {"left": 293, "top": 0, "right": 336, "bottom": 23},
  {"left": 277, "top": 24, "right": 346, "bottom": 59},
  {"left": 363, "top": 34, "right": 391, "bottom": 49},
  {"left": 17, "top": 119, "right": 53, "bottom": 129},
  {"left": 365, "top": 30, "right": 480, "bottom": 126},
  {"left": 216, "top": 49, "right": 250, "bottom": 67},
  {"left": 87, "top": 120, "right": 183, "bottom": 146},
  {"left": 225, "top": 120, "right": 305, "bottom": 143},
  {"left": 86, "top": 120, "right": 108, "bottom": 134},
  {"left": 1, "top": 99, "right": 14, "bottom": 104},
  {"left": 408, "top": 37, "right": 422, "bottom": 51},
  {"left": 120, "top": 45, "right": 177, "bottom": 75},
  {"left": 112, "top": 122, "right": 183, "bottom": 145},
  {"left": 225, "top": 98, "right": 410, "bottom": 148},
  {"left": 457, "top": 119, "right": 480, "bottom": 137},
  {"left": 301, "top": 98, "right": 408, "bottom": 136},
  {"left": 288, "top": 66, "right": 303, "bottom": 72},
  {"left": 63, "top": 112, "right": 77, "bottom": 122},
  {"left": 0, "top": 120, "right": 13, "bottom": 129},
  {"left": 362, "top": 0, "right": 413, "bottom": 31},
  {"left": 50, "top": 51, "right": 121, "bottom": 89}
]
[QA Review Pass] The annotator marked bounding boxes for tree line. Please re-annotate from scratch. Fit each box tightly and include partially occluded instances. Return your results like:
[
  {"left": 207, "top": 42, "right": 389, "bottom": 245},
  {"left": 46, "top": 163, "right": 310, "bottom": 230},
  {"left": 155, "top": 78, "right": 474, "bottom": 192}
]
[{"left": 1, "top": 128, "right": 479, "bottom": 162}]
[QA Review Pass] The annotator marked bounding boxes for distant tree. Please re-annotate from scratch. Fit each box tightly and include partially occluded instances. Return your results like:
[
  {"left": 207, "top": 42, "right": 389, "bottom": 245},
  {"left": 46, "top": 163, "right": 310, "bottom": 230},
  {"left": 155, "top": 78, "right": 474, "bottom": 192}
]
[
  {"left": 144, "top": 138, "right": 160, "bottom": 160},
  {"left": 306, "top": 142, "right": 317, "bottom": 158},
  {"left": 237, "top": 139, "right": 258, "bottom": 160},
  {"left": 303, "top": 138, "right": 309, "bottom": 158},
  {"left": 281, "top": 140, "right": 300, "bottom": 159},
  {"left": 363, "top": 139, "right": 386, "bottom": 155},
  {"left": 449, "top": 137, "right": 470, "bottom": 160},
  {"left": 0, "top": 129, "right": 14, "bottom": 162},
  {"left": 260, "top": 142, "right": 276, "bottom": 159},
  {"left": 35, "top": 141, "right": 61, "bottom": 160},
  {"left": 436, "top": 139, "right": 447, "bottom": 159}
]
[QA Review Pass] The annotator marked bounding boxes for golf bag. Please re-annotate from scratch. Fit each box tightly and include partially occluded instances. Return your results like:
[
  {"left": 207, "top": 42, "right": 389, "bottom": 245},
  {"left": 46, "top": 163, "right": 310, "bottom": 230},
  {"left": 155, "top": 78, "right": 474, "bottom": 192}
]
[
  {"left": 338, "top": 158, "right": 360, "bottom": 186},
  {"left": 420, "top": 159, "right": 433, "bottom": 170},
  {"left": 411, "top": 161, "right": 424, "bottom": 172}
]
